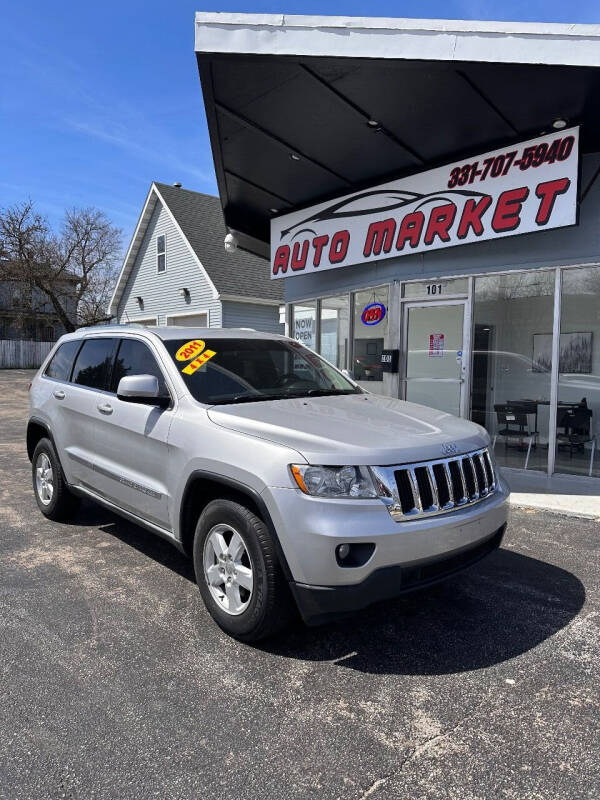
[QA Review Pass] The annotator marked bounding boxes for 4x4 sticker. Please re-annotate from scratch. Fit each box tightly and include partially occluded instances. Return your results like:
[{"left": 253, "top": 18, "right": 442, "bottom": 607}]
[
  {"left": 182, "top": 350, "right": 216, "bottom": 375},
  {"left": 176, "top": 340, "right": 217, "bottom": 375}
]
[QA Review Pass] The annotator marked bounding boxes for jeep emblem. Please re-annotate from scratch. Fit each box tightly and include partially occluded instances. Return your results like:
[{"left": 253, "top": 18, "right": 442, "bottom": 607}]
[{"left": 441, "top": 442, "right": 458, "bottom": 456}]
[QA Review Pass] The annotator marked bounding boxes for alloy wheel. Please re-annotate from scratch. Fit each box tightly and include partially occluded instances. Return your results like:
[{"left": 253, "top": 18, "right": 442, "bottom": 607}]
[
  {"left": 203, "top": 523, "right": 254, "bottom": 615},
  {"left": 35, "top": 452, "right": 54, "bottom": 506}
]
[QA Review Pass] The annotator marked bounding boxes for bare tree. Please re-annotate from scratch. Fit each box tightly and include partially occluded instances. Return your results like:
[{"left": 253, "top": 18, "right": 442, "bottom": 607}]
[{"left": 0, "top": 200, "right": 122, "bottom": 332}]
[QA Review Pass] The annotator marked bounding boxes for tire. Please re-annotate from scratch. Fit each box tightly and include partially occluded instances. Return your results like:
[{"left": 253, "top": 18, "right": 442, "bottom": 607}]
[
  {"left": 193, "top": 498, "right": 294, "bottom": 641},
  {"left": 32, "top": 437, "right": 80, "bottom": 521}
]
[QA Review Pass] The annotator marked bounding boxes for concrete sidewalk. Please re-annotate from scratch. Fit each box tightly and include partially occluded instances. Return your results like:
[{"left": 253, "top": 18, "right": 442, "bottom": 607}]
[{"left": 503, "top": 468, "right": 600, "bottom": 519}]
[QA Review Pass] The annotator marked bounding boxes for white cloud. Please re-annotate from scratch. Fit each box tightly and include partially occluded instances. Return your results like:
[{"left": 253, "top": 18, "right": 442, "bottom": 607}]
[{"left": 65, "top": 118, "right": 213, "bottom": 184}]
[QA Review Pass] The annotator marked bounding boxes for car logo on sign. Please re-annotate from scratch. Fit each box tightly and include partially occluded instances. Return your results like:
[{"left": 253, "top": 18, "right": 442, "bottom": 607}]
[
  {"left": 361, "top": 302, "right": 386, "bottom": 326},
  {"left": 441, "top": 442, "right": 458, "bottom": 456}
]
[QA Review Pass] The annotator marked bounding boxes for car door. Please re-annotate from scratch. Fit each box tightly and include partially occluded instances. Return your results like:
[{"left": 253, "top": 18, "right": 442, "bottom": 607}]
[
  {"left": 89, "top": 336, "right": 174, "bottom": 530},
  {"left": 50, "top": 337, "right": 119, "bottom": 489}
]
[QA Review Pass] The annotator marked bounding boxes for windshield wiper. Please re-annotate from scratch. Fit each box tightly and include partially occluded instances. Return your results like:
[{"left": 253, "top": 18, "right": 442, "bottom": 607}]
[
  {"left": 306, "top": 388, "right": 362, "bottom": 397},
  {"left": 227, "top": 393, "right": 288, "bottom": 404},
  {"left": 213, "top": 388, "right": 362, "bottom": 405}
]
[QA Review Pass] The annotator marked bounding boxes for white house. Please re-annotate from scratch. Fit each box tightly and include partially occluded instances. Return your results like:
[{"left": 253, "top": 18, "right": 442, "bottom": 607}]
[{"left": 108, "top": 182, "right": 283, "bottom": 332}]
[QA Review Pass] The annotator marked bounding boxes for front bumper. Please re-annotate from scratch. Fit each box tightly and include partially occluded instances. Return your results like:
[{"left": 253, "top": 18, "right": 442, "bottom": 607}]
[
  {"left": 261, "top": 475, "right": 510, "bottom": 622},
  {"left": 292, "top": 524, "right": 506, "bottom": 625}
]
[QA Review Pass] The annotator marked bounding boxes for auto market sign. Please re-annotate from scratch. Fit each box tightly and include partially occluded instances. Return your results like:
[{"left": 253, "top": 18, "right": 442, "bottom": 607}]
[{"left": 270, "top": 127, "right": 579, "bottom": 279}]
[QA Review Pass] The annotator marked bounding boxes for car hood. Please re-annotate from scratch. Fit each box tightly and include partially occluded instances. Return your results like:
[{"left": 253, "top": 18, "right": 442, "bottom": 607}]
[{"left": 207, "top": 393, "right": 488, "bottom": 464}]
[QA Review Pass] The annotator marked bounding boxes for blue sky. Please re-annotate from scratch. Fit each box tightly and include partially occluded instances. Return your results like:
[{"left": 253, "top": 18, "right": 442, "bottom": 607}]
[{"left": 1, "top": 1, "right": 599, "bottom": 246}]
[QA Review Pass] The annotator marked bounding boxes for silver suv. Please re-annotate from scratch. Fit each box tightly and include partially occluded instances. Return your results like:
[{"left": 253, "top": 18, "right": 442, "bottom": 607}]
[{"left": 28, "top": 326, "right": 509, "bottom": 640}]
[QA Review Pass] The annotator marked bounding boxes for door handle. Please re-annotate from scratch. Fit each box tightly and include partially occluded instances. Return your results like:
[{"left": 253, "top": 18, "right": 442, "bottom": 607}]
[
  {"left": 97, "top": 402, "right": 113, "bottom": 415},
  {"left": 53, "top": 389, "right": 65, "bottom": 400}
]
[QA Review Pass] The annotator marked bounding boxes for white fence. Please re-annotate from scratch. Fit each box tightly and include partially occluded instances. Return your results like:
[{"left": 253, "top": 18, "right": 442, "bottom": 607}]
[{"left": 0, "top": 339, "right": 54, "bottom": 369}]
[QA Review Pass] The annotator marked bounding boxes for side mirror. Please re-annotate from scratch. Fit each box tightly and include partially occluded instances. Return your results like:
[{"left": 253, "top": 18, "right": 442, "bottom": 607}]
[{"left": 117, "top": 374, "right": 170, "bottom": 407}]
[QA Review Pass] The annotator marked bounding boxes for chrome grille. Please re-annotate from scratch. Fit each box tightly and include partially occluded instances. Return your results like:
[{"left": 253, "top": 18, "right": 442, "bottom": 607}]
[{"left": 371, "top": 447, "right": 496, "bottom": 522}]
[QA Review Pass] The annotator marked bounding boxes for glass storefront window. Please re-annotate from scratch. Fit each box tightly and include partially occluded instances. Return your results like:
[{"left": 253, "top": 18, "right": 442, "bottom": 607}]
[
  {"left": 291, "top": 302, "right": 317, "bottom": 351},
  {"left": 319, "top": 295, "right": 349, "bottom": 369},
  {"left": 554, "top": 266, "right": 600, "bottom": 478},
  {"left": 471, "top": 271, "right": 555, "bottom": 471},
  {"left": 288, "top": 267, "right": 600, "bottom": 483},
  {"left": 353, "top": 286, "right": 389, "bottom": 394}
]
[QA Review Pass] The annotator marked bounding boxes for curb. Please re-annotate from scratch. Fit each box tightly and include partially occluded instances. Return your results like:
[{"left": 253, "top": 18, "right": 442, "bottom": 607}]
[{"left": 509, "top": 500, "right": 599, "bottom": 521}]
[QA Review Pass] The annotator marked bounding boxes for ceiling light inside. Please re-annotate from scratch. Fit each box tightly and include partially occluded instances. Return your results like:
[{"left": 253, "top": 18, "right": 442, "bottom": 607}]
[
  {"left": 552, "top": 118, "right": 568, "bottom": 130},
  {"left": 289, "top": 153, "right": 300, "bottom": 161}
]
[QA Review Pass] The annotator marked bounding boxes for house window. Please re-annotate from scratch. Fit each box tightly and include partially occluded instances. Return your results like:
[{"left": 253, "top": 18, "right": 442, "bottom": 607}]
[
  {"left": 166, "top": 312, "right": 209, "bottom": 327},
  {"left": 157, "top": 234, "right": 166, "bottom": 273}
]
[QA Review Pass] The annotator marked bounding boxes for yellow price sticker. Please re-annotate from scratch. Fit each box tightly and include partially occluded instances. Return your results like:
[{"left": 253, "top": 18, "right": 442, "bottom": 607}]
[
  {"left": 181, "top": 349, "right": 217, "bottom": 375},
  {"left": 176, "top": 340, "right": 205, "bottom": 361}
]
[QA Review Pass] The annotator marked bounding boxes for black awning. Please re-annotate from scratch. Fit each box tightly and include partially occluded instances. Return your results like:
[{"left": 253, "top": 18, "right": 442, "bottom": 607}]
[{"left": 197, "top": 53, "right": 600, "bottom": 258}]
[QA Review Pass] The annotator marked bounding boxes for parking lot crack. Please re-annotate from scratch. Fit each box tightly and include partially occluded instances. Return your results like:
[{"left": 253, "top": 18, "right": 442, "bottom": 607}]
[
  {"left": 357, "top": 775, "right": 392, "bottom": 799},
  {"left": 356, "top": 693, "right": 494, "bottom": 799}
]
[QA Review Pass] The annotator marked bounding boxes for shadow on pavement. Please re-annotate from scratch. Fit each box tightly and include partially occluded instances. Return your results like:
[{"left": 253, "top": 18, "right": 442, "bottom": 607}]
[
  {"left": 75, "top": 501, "right": 196, "bottom": 582},
  {"left": 74, "top": 502, "right": 585, "bottom": 676},
  {"left": 261, "top": 548, "right": 585, "bottom": 675}
]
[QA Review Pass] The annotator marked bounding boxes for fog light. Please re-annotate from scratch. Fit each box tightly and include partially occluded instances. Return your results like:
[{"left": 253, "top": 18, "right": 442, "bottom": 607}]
[
  {"left": 335, "top": 542, "right": 376, "bottom": 568},
  {"left": 337, "top": 543, "right": 350, "bottom": 560}
]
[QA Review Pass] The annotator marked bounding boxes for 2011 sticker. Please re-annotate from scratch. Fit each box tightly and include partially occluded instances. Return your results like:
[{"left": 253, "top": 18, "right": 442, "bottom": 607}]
[{"left": 176, "top": 340, "right": 205, "bottom": 361}]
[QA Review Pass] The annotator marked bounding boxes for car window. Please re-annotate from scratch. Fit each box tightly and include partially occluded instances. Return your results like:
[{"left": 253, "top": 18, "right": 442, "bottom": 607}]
[
  {"left": 44, "top": 340, "right": 81, "bottom": 382},
  {"left": 71, "top": 338, "right": 119, "bottom": 391},
  {"left": 112, "top": 339, "right": 167, "bottom": 395},
  {"left": 161, "top": 337, "right": 362, "bottom": 405}
]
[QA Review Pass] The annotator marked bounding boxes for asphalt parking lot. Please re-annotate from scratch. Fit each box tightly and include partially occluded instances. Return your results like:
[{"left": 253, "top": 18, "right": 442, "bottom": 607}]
[{"left": 0, "top": 369, "right": 598, "bottom": 800}]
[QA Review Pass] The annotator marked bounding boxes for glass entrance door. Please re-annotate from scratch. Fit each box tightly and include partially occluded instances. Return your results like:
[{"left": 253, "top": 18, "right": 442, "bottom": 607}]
[{"left": 403, "top": 301, "right": 467, "bottom": 417}]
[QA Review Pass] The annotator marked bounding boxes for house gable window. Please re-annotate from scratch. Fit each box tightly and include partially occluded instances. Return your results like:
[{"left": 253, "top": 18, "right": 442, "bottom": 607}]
[{"left": 157, "top": 234, "right": 166, "bottom": 273}]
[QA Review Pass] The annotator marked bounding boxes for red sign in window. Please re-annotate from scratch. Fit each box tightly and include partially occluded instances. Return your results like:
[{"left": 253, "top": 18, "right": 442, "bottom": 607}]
[
  {"left": 429, "top": 333, "right": 445, "bottom": 357},
  {"left": 361, "top": 302, "right": 386, "bottom": 326}
]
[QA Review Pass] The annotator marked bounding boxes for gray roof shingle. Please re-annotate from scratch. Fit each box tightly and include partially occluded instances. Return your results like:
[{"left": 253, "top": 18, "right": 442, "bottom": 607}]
[{"left": 154, "top": 183, "right": 282, "bottom": 302}]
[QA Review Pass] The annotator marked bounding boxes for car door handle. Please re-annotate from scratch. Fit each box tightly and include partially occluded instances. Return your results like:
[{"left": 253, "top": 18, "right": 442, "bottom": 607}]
[
  {"left": 53, "top": 389, "right": 65, "bottom": 400},
  {"left": 97, "top": 402, "right": 113, "bottom": 415}
]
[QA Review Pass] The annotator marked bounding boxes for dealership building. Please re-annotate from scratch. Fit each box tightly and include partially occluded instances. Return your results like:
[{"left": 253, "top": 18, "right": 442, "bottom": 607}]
[{"left": 194, "top": 12, "right": 600, "bottom": 488}]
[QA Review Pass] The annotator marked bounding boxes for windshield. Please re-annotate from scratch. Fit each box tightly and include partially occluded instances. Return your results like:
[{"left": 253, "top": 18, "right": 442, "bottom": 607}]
[{"left": 162, "top": 337, "right": 363, "bottom": 405}]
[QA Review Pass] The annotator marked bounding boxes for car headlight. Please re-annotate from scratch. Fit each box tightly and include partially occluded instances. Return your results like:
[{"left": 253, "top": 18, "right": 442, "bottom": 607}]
[{"left": 290, "top": 464, "right": 379, "bottom": 499}]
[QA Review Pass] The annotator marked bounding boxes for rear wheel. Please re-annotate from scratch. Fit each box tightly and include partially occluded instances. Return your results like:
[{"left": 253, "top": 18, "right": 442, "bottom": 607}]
[
  {"left": 32, "top": 438, "right": 80, "bottom": 521},
  {"left": 193, "top": 499, "right": 293, "bottom": 641}
]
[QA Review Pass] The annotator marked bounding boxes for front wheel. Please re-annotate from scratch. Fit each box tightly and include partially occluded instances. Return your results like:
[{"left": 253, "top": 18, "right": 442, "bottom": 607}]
[
  {"left": 193, "top": 499, "right": 293, "bottom": 641},
  {"left": 32, "top": 437, "right": 80, "bottom": 521}
]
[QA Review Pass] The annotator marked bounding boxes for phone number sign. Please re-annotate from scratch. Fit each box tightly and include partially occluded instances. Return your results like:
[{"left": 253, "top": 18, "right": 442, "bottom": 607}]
[{"left": 271, "top": 127, "right": 579, "bottom": 279}]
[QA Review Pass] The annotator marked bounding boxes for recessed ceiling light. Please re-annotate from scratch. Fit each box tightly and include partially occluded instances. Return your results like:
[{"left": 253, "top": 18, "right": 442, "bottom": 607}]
[
  {"left": 289, "top": 153, "right": 300, "bottom": 161},
  {"left": 366, "top": 119, "right": 379, "bottom": 128},
  {"left": 269, "top": 208, "right": 279, "bottom": 214},
  {"left": 552, "top": 118, "right": 568, "bottom": 130}
]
